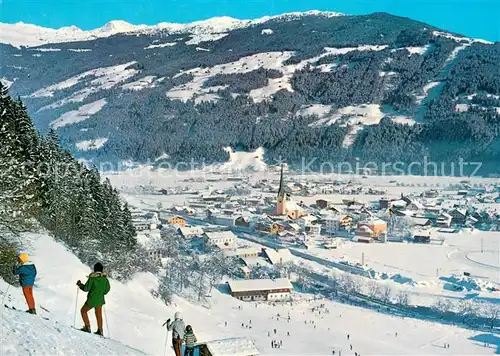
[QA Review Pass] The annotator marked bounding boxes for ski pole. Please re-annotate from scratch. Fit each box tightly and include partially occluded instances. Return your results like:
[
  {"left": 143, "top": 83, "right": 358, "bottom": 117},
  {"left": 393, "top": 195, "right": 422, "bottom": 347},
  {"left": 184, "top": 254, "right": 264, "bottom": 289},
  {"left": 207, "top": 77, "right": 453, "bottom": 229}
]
[
  {"left": 73, "top": 286, "right": 79, "bottom": 328},
  {"left": 1, "top": 284, "right": 11, "bottom": 308},
  {"left": 163, "top": 327, "right": 169, "bottom": 356},
  {"left": 103, "top": 305, "right": 110, "bottom": 338}
]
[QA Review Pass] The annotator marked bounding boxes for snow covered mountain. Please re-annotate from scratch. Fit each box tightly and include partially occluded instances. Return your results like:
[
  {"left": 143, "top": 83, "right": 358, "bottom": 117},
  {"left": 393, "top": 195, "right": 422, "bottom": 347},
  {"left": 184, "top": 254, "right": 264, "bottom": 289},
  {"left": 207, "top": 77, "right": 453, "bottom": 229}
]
[
  {"left": 0, "top": 11, "right": 343, "bottom": 48},
  {"left": 1, "top": 11, "right": 499, "bottom": 174}
]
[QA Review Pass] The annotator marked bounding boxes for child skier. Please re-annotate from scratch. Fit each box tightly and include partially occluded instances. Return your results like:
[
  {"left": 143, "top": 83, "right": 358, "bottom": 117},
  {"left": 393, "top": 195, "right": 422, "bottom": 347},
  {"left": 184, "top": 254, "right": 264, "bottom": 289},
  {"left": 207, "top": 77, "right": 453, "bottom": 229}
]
[
  {"left": 76, "top": 262, "right": 110, "bottom": 336},
  {"left": 183, "top": 325, "right": 197, "bottom": 356},
  {"left": 165, "top": 311, "right": 186, "bottom": 356},
  {"left": 13, "top": 252, "right": 37, "bottom": 314}
]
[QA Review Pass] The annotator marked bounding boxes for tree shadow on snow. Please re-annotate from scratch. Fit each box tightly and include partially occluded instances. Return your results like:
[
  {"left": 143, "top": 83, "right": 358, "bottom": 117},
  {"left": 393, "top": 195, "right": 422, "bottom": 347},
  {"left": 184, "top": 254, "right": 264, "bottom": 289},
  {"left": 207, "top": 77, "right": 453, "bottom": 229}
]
[{"left": 469, "top": 334, "right": 500, "bottom": 354}]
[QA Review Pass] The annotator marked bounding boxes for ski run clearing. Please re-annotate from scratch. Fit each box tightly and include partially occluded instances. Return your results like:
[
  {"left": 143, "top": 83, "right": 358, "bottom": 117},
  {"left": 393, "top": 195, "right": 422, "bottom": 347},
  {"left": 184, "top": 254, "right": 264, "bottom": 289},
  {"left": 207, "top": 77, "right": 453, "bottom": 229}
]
[
  {"left": 75, "top": 138, "right": 109, "bottom": 151},
  {"left": 50, "top": 99, "right": 107, "bottom": 129},
  {"left": 32, "top": 61, "right": 138, "bottom": 111},
  {"left": 1, "top": 232, "right": 498, "bottom": 356},
  {"left": 166, "top": 45, "right": 388, "bottom": 104}
]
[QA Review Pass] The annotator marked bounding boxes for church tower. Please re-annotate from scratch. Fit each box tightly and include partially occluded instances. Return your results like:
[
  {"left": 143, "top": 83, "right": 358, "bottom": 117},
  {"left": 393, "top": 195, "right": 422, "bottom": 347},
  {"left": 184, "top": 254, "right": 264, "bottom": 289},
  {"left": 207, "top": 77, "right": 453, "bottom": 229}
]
[{"left": 276, "top": 164, "right": 287, "bottom": 215}]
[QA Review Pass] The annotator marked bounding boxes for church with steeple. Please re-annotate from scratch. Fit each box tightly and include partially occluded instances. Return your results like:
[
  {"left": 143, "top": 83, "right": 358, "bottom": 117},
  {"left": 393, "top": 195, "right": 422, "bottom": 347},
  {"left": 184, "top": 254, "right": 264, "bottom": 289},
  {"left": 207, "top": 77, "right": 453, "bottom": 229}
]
[{"left": 275, "top": 164, "right": 304, "bottom": 219}]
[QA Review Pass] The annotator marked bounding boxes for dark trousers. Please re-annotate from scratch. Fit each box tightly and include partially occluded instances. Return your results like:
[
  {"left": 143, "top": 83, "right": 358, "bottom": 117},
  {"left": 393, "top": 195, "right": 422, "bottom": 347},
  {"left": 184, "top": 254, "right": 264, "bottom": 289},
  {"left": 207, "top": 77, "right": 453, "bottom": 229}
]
[
  {"left": 184, "top": 347, "right": 195, "bottom": 356},
  {"left": 173, "top": 338, "right": 182, "bottom": 356}
]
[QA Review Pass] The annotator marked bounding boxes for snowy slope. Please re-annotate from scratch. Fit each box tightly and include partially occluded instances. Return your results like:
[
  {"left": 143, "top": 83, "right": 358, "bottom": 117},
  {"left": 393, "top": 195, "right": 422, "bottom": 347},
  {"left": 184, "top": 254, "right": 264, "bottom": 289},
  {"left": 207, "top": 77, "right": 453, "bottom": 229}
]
[
  {"left": 1, "top": 231, "right": 497, "bottom": 355},
  {"left": 0, "top": 303, "right": 144, "bottom": 356},
  {"left": 0, "top": 11, "right": 344, "bottom": 48}
]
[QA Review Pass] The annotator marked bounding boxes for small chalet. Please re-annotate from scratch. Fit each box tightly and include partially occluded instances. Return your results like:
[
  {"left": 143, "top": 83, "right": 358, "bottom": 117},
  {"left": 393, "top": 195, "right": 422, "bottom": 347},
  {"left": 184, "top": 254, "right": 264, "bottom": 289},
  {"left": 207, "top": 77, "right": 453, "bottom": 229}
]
[
  {"left": 413, "top": 230, "right": 431, "bottom": 243},
  {"left": 449, "top": 208, "right": 467, "bottom": 224},
  {"left": 354, "top": 225, "right": 374, "bottom": 243},
  {"left": 316, "top": 199, "right": 330, "bottom": 209},
  {"left": 379, "top": 197, "right": 390, "bottom": 210},
  {"left": 409, "top": 217, "right": 432, "bottom": 228},
  {"left": 437, "top": 212, "right": 452, "bottom": 228}
]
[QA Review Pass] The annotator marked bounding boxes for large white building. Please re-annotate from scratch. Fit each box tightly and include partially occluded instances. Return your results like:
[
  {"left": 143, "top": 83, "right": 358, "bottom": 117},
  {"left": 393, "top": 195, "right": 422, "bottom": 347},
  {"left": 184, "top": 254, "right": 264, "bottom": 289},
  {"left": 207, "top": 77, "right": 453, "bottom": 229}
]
[
  {"left": 228, "top": 278, "right": 292, "bottom": 302},
  {"left": 203, "top": 231, "right": 236, "bottom": 249}
]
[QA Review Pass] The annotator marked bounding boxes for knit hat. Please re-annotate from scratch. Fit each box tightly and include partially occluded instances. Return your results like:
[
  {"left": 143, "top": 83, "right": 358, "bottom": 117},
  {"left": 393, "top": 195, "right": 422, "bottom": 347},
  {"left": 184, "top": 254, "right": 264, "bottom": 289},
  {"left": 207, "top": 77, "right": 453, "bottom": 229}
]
[
  {"left": 185, "top": 325, "right": 192, "bottom": 332},
  {"left": 94, "top": 262, "right": 104, "bottom": 272},
  {"left": 18, "top": 253, "right": 29, "bottom": 264},
  {"left": 174, "top": 311, "right": 182, "bottom": 320}
]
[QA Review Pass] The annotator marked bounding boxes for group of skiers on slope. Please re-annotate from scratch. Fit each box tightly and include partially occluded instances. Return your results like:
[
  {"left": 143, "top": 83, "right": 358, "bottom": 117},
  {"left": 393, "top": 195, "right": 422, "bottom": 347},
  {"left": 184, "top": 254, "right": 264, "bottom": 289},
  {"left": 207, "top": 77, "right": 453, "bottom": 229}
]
[
  {"left": 164, "top": 312, "right": 198, "bottom": 356},
  {"left": 13, "top": 252, "right": 110, "bottom": 336},
  {"left": 13, "top": 252, "right": 197, "bottom": 355}
]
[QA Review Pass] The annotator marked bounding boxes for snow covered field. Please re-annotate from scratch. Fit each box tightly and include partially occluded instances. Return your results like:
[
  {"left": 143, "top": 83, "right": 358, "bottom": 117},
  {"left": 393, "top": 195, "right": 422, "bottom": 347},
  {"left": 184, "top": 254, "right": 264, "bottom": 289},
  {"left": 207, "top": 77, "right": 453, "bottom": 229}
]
[
  {"left": 1, "top": 232, "right": 498, "bottom": 355},
  {"left": 51, "top": 99, "right": 107, "bottom": 129}
]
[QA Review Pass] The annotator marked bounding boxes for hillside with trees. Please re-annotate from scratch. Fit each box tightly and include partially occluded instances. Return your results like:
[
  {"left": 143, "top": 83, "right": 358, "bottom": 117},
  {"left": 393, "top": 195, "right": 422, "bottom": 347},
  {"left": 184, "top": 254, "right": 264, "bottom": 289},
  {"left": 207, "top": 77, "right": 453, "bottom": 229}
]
[
  {"left": 0, "top": 84, "right": 149, "bottom": 282},
  {"left": 1, "top": 12, "right": 499, "bottom": 175}
]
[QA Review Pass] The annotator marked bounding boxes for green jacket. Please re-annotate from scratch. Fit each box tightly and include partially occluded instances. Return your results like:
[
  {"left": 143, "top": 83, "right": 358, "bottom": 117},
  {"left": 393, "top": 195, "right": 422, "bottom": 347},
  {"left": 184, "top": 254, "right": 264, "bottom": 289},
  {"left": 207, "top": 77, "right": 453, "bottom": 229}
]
[{"left": 80, "top": 272, "right": 110, "bottom": 307}]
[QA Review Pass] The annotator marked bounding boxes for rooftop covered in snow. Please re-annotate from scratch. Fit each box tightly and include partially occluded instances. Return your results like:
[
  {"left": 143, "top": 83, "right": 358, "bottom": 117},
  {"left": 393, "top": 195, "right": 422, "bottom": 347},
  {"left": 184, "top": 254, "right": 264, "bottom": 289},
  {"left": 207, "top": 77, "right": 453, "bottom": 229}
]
[{"left": 228, "top": 278, "right": 292, "bottom": 293}]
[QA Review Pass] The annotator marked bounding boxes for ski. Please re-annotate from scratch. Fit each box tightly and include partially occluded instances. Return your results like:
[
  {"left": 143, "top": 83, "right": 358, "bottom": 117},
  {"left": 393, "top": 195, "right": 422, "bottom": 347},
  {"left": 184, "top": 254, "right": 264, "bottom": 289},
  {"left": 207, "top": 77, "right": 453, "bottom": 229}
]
[
  {"left": 71, "top": 326, "right": 108, "bottom": 339},
  {"left": 4, "top": 304, "right": 49, "bottom": 320}
]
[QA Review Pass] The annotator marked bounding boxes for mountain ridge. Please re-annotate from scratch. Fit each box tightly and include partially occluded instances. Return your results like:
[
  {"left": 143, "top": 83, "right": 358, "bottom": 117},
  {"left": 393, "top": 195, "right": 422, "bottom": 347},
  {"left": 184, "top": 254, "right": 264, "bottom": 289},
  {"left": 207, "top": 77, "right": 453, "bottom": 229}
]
[
  {"left": 1, "top": 12, "right": 499, "bottom": 174},
  {"left": 0, "top": 10, "right": 345, "bottom": 48}
]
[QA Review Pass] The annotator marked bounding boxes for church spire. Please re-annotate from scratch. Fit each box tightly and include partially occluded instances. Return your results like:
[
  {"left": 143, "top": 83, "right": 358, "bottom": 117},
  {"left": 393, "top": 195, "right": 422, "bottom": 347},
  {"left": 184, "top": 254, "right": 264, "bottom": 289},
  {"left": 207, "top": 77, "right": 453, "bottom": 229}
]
[{"left": 277, "top": 163, "right": 285, "bottom": 199}]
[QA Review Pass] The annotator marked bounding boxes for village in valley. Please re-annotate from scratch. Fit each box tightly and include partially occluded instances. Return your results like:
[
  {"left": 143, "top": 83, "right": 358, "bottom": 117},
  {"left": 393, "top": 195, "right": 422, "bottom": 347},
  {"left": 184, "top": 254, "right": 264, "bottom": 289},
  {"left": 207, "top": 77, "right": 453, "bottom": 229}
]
[{"left": 105, "top": 161, "right": 500, "bottom": 354}]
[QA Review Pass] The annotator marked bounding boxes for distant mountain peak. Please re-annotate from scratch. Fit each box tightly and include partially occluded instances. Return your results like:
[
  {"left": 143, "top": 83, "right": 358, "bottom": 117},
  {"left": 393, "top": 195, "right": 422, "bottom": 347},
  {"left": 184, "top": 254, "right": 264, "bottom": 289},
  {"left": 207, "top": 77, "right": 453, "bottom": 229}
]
[{"left": 0, "top": 10, "right": 344, "bottom": 48}]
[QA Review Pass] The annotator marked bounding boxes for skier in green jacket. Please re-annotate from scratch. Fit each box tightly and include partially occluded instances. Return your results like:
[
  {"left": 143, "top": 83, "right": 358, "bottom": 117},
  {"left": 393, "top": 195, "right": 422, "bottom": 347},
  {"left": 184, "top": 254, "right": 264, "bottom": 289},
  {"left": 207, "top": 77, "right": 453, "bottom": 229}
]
[{"left": 76, "top": 262, "right": 110, "bottom": 336}]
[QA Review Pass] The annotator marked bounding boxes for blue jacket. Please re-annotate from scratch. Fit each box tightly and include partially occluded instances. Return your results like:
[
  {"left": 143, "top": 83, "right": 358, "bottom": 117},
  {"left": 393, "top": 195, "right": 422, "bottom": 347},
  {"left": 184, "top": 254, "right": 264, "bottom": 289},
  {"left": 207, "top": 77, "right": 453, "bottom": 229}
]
[{"left": 13, "top": 263, "right": 37, "bottom": 287}]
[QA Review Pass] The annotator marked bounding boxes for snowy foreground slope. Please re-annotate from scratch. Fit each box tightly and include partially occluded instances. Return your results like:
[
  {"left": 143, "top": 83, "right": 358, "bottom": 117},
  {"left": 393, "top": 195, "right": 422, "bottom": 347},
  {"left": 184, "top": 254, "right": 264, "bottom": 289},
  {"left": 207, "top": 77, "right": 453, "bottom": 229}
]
[
  {"left": 1, "top": 232, "right": 499, "bottom": 355},
  {"left": 0, "top": 306, "right": 143, "bottom": 356}
]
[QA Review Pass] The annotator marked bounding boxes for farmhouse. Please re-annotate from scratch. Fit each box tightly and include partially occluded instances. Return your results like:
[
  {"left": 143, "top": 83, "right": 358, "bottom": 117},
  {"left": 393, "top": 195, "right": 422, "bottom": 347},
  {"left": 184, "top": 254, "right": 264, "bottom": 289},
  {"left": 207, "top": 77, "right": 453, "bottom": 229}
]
[{"left": 228, "top": 278, "right": 292, "bottom": 301}]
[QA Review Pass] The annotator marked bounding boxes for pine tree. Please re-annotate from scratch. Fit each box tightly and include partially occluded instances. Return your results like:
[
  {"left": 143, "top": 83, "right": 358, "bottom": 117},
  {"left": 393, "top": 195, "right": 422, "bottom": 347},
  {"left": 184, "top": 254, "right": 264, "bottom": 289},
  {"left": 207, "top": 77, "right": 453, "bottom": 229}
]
[{"left": 0, "top": 84, "right": 140, "bottom": 280}]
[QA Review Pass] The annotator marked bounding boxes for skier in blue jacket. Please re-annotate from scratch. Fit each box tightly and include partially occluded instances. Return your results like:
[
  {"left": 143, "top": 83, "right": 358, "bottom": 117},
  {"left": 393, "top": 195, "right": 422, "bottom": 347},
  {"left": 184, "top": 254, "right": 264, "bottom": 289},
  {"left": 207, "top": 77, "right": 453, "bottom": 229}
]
[{"left": 13, "top": 252, "right": 37, "bottom": 314}]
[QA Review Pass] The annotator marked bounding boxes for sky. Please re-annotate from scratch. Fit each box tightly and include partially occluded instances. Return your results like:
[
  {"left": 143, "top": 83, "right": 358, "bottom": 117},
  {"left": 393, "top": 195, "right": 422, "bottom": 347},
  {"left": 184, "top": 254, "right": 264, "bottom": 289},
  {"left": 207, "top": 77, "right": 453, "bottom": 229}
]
[{"left": 1, "top": 0, "right": 499, "bottom": 41}]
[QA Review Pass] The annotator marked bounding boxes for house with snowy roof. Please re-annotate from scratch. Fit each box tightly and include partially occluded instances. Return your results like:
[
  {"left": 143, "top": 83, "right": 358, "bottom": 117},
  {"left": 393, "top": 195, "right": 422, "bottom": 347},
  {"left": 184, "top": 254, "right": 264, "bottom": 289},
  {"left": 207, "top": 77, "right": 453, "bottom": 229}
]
[
  {"left": 437, "top": 212, "right": 452, "bottom": 228},
  {"left": 198, "top": 337, "right": 259, "bottom": 356},
  {"left": 449, "top": 208, "right": 467, "bottom": 225},
  {"left": 228, "top": 278, "right": 292, "bottom": 301},
  {"left": 178, "top": 226, "right": 204, "bottom": 239},
  {"left": 261, "top": 248, "right": 293, "bottom": 265}
]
